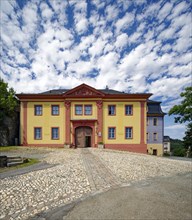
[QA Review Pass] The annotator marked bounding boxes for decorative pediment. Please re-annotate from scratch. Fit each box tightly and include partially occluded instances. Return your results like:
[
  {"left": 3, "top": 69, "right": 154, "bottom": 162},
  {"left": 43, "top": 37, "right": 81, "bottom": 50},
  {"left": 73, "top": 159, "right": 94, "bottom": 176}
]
[{"left": 63, "top": 84, "right": 104, "bottom": 97}]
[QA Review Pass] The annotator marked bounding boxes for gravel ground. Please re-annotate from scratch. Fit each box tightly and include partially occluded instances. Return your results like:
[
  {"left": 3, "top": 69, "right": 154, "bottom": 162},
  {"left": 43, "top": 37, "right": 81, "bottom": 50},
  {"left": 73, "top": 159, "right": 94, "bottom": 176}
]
[
  {"left": 0, "top": 149, "right": 91, "bottom": 220},
  {"left": 0, "top": 148, "right": 191, "bottom": 220},
  {"left": 91, "top": 149, "right": 192, "bottom": 183}
]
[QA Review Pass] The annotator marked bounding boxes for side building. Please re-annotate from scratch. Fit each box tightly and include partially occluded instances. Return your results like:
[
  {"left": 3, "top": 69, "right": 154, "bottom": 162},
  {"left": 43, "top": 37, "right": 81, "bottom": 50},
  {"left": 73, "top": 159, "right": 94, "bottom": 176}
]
[
  {"left": 147, "top": 100, "right": 166, "bottom": 156},
  {"left": 163, "top": 136, "right": 171, "bottom": 153},
  {"left": 16, "top": 83, "right": 165, "bottom": 155}
]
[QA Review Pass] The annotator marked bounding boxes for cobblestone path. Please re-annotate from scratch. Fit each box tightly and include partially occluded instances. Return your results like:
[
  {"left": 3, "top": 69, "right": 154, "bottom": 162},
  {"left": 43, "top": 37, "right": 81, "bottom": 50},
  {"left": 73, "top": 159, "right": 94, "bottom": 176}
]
[
  {"left": 81, "top": 148, "right": 121, "bottom": 191},
  {"left": 0, "top": 149, "right": 91, "bottom": 220},
  {"left": 0, "top": 148, "right": 191, "bottom": 220}
]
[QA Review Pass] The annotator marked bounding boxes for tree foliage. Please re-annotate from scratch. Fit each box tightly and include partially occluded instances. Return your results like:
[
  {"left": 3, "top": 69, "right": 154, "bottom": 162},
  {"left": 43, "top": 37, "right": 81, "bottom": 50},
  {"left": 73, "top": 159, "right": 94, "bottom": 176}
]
[
  {"left": 169, "top": 87, "right": 192, "bottom": 156},
  {"left": 183, "top": 123, "right": 192, "bottom": 149},
  {"left": 0, "top": 78, "right": 18, "bottom": 123},
  {"left": 170, "top": 138, "right": 184, "bottom": 150},
  {"left": 168, "top": 86, "right": 192, "bottom": 123}
]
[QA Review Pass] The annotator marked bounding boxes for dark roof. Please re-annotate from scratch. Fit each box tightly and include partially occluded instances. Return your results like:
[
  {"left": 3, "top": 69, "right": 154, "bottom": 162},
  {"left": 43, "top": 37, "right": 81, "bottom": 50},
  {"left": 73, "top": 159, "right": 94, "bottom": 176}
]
[
  {"left": 147, "top": 99, "right": 161, "bottom": 103},
  {"left": 40, "top": 88, "right": 126, "bottom": 95},
  {"left": 163, "top": 136, "right": 170, "bottom": 142},
  {"left": 99, "top": 89, "right": 125, "bottom": 94},
  {"left": 39, "top": 88, "right": 153, "bottom": 96},
  {"left": 40, "top": 89, "right": 68, "bottom": 94},
  {"left": 147, "top": 101, "right": 165, "bottom": 115}
]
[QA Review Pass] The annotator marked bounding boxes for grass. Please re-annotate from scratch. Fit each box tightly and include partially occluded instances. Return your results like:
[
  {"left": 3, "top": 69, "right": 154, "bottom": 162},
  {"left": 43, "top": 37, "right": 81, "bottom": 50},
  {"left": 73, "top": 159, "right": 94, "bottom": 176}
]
[
  {"left": 0, "top": 146, "right": 22, "bottom": 151},
  {"left": 0, "top": 158, "right": 39, "bottom": 173},
  {"left": 0, "top": 146, "right": 40, "bottom": 173}
]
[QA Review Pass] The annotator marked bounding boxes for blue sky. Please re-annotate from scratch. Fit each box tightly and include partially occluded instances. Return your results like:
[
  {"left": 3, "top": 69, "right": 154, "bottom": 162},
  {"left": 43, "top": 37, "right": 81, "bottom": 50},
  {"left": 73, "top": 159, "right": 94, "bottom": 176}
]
[{"left": 0, "top": 0, "right": 191, "bottom": 140}]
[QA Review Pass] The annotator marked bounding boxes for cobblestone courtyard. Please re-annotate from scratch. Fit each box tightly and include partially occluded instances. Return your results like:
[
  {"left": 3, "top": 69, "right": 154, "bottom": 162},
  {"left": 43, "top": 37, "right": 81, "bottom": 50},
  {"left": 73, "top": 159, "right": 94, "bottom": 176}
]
[{"left": 0, "top": 148, "right": 192, "bottom": 220}]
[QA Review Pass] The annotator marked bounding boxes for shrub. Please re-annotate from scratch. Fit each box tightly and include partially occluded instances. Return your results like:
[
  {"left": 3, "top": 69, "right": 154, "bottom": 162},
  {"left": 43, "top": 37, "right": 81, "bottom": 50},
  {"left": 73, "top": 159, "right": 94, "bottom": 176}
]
[
  {"left": 172, "top": 147, "right": 186, "bottom": 157},
  {"left": 163, "top": 152, "right": 170, "bottom": 156}
]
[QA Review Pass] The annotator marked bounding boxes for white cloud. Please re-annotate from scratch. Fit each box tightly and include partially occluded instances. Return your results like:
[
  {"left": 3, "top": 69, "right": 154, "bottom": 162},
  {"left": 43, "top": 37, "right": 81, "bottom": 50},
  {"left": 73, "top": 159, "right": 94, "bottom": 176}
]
[
  {"left": 148, "top": 75, "right": 191, "bottom": 100},
  {"left": 73, "top": 0, "right": 88, "bottom": 34},
  {"left": 75, "top": 18, "right": 89, "bottom": 34},
  {"left": 88, "top": 38, "right": 106, "bottom": 58},
  {"left": 115, "top": 12, "right": 134, "bottom": 33},
  {"left": 114, "top": 33, "right": 128, "bottom": 50},
  {"left": 129, "top": 31, "right": 142, "bottom": 43},
  {"left": 105, "top": 4, "right": 119, "bottom": 22},
  {"left": 143, "top": 2, "right": 161, "bottom": 18},
  {"left": 73, "top": 1, "right": 87, "bottom": 13},
  {"left": 22, "top": 2, "right": 38, "bottom": 34},
  {"left": 97, "top": 52, "right": 119, "bottom": 74},
  {"left": 158, "top": 2, "right": 173, "bottom": 22},
  {"left": 67, "top": 61, "right": 94, "bottom": 77},
  {"left": 165, "top": 124, "right": 186, "bottom": 130},
  {"left": 170, "top": 1, "right": 188, "bottom": 18},
  {"left": 158, "top": 26, "right": 176, "bottom": 40},
  {"left": 1, "top": 1, "right": 13, "bottom": 14},
  {"left": 78, "top": 35, "right": 95, "bottom": 51},
  {"left": 1, "top": 0, "right": 191, "bottom": 140},
  {"left": 40, "top": 2, "right": 53, "bottom": 20},
  {"left": 164, "top": 123, "right": 186, "bottom": 140},
  {"left": 91, "top": 0, "right": 105, "bottom": 10},
  {"left": 0, "top": 0, "right": 191, "bottom": 136}
]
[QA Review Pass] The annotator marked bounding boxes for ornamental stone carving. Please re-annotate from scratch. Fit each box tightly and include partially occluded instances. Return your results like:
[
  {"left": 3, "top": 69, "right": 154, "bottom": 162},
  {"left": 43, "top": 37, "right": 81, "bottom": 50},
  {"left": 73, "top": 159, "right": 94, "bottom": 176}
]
[
  {"left": 71, "top": 88, "right": 97, "bottom": 96},
  {"left": 96, "top": 100, "right": 103, "bottom": 109},
  {"left": 65, "top": 101, "right": 71, "bottom": 109}
]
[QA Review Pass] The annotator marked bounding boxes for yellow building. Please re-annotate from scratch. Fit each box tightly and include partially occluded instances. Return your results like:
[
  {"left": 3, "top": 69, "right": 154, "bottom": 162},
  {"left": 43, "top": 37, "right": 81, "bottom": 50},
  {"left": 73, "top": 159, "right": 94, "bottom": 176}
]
[{"left": 17, "top": 83, "right": 153, "bottom": 154}]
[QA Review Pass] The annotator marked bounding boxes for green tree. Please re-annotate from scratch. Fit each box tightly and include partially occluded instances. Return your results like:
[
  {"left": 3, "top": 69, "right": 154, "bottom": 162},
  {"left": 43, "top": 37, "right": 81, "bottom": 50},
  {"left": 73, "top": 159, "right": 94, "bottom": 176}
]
[
  {"left": 168, "top": 86, "right": 192, "bottom": 123},
  {"left": 183, "top": 123, "right": 192, "bottom": 153},
  {"left": 0, "top": 78, "right": 18, "bottom": 123},
  {"left": 169, "top": 86, "right": 192, "bottom": 156}
]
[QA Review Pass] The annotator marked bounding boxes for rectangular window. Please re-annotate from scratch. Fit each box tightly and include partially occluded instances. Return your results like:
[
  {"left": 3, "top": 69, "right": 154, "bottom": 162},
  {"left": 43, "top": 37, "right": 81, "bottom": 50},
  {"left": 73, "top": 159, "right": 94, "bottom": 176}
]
[
  {"left": 34, "top": 105, "right": 42, "bottom": 115},
  {"left": 51, "top": 105, "right": 59, "bottom": 115},
  {"left": 108, "top": 127, "right": 115, "bottom": 139},
  {"left": 153, "top": 118, "right": 158, "bottom": 126},
  {"left": 108, "top": 105, "right": 116, "bottom": 115},
  {"left": 75, "top": 105, "right": 83, "bottom": 115},
  {"left": 147, "top": 132, "right": 149, "bottom": 140},
  {"left": 153, "top": 132, "right": 157, "bottom": 141},
  {"left": 34, "top": 127, "right": 42, "bottom": 140},
  {"left": 125, "top": 127, "right": 133, "bottom": 139},
  {"left": 125, "top": 105, "right": 133, "bottom": 115},
  {"left": 84, "top": 105, "right": 92, "bottom": 115},
  {"left": 52, "top": 127, "right": 59, "bottom": 140}
]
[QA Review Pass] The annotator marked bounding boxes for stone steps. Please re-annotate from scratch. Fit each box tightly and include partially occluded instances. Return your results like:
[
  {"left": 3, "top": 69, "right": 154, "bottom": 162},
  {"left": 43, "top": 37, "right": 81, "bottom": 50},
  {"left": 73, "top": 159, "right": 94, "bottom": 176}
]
[
  {"left": 7, "top": 156, "right": 24, "bottom": 167},
  {"left": 7, "top": 161, "right": 24, "bottom": 167}
]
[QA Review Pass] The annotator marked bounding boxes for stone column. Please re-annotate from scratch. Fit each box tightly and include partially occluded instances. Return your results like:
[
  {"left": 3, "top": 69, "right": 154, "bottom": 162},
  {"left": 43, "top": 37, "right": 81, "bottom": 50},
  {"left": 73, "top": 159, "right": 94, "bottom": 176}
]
[
  {"left": 23, "top": 101, "right": 28, "bottom": 146},
  {"left": 65, "top": 101, "right": 71, "bottom": 144},
  {"left": 96, "top": 100, "right": 103, "bottom": 144},
  {"left": 140, "top": 101, "right": 145, "bottom": 144}
]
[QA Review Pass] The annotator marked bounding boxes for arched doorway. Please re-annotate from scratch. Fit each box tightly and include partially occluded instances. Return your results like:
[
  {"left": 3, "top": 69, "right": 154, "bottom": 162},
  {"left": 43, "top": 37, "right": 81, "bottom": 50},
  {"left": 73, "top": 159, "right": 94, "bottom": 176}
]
[{"left": 75, "top": 126, "right": 92, "bottom": 148}]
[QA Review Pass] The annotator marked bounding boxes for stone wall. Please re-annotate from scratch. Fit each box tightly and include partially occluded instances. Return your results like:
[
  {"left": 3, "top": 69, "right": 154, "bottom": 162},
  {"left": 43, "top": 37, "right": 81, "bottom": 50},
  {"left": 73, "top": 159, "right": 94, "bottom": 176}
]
[{"left": 0, "top": 112, "right": 19, "bottom": 146}]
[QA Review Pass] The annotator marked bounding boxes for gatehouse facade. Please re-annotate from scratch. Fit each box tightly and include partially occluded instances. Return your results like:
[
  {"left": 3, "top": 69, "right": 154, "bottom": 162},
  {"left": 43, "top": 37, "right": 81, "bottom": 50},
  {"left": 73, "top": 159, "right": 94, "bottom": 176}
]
[{"left": 16, "top": 84, "right": 165, "bottom": 155}]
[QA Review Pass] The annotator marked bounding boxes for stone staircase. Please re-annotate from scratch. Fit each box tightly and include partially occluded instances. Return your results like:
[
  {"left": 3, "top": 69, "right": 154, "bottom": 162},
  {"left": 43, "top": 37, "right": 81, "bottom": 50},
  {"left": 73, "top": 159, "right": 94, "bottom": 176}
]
[
  {"left": 1, "top": 156, "right": 26, "bottom": 167},
  {"left": 7, "top": 156, "right": 24, "bottom": 167}
]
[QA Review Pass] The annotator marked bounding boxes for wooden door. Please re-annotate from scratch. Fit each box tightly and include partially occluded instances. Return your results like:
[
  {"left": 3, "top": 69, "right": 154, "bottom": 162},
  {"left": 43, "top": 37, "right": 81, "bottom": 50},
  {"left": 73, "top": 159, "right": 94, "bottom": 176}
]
[
  {"left": 75, "top": 127, "right": 92, "bottom": 148},
  {"left": 153, "top": 149, "right": 157, "bottom": 155}
]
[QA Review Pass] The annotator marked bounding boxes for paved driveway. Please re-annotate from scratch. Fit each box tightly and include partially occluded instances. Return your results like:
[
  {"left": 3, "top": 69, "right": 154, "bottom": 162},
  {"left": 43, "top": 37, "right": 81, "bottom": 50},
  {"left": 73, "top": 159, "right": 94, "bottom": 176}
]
[{"left": 0, "top": 148, "right": 191, "bottom": 220}]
